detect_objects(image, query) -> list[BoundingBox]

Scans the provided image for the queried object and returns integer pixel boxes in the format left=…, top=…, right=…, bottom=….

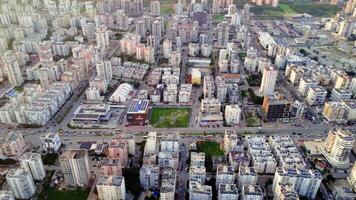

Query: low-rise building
left=126, top=99, right=149, bottom=125
left=40, top=132, right=61, bottom=153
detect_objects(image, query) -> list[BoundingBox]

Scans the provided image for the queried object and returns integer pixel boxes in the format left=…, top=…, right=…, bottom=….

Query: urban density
left=0, top=0, right=354, bottom=200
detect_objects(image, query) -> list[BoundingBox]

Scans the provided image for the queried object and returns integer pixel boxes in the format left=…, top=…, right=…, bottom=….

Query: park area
left=149, top=107, right=190, bottom=128
left=196, top=141, right=224, bottom=157
left=38, top=187, right=89, bottom=200
left=251, top=2, right=340, bottom=17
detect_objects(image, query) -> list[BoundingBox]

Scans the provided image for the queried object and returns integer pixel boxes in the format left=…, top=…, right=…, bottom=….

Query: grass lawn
left=287, top=2, right=340, bottom=17
left=149, top=107, right=190, bottom=128
left=161, top=6, right=174, bottom=14
left=251, top=2, right=340, bottom=17
left=39, top=188, right=89, bottom=200
left=212, top=14, right=225, bottom=22
left=245, top=112, right=261, bottom=127
left=279, top=4, right=295, bottom=14
left=196, top=141, right=224, bottom=157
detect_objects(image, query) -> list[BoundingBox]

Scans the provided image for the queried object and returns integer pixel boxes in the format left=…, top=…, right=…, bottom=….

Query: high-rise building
left=215, top=76, right=227, bottom=103
left=140, top=164, right=160, bottom=190
left=218, top=184, right=239, bottom=200
left=347, top=162, right=356, bottom=192
left=203, top=75, right=215, bottom=99
left=225, top=105, right=241, bottom=125
left=238, top=166, right=258, bottom=189
left=259, top=65, right=278, bottom=96
left=216, top=165, right=235, bottom=187
left=150, top=1, right=160, bottom=16
left=273, top=182, right=299, bottom=200
left=0, top=132, right=26, bottom=159
left=4, top=51, right=24, bottom=86
left=20, top=152, right=46, bottom=181
left=322, top=128, right=355, bottom=168
left=262, top=92, right=291, bottom=122
left=241, top=185, right=263, bottom=200
left=96, top=176, right=126, bottom=200
left=96, top=59, right=113, bottom=83
left=38, top=41, right=54, bottom=66
left=135, top=20, right=146, bottom=38
left=6, top=168, right=36, bottom=200
left=272, top=168, right=321, bottom=199
left=0, top=191, right=14, bottom=200
left=163, top=39, right=172, bottom=59
left=152, top=20, right=162, bottom=39
left=345, top=0, right=356, bottom=14
left=217, top=21, right=230, bottom=48
left=322, top=101, right=347, bottom=123
left=96, top=25, right=110, bottom=49
left=59, top=149, right=91, bottom=187
left=117, top=10, right=129, bottom=30
left=189, top=181, right=212, bottom=200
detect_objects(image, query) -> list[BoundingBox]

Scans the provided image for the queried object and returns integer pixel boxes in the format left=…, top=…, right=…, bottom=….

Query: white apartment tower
left=96, top=59, right=113, bottom=83
left=259, top=65, right=278, bottom=96
left=20, top=152, right=46, bottom=181
left=225, top=105, right=241, bottom=125
left=59, top=149, right=91, bottom=187
left=347, top=162, right=356, bottom=192
left=96, top=25, right=110, bottom=50
left=4, top=51, right=24, bottom=86
left=322, top=128, right=355, bottom=168
left=217, top=21, right=230, bottom=48
left=150, top=1, right=160, bottom=16
left=6, top=168, right=36, bottom=200
left=96, top=176, right=126, bottom=200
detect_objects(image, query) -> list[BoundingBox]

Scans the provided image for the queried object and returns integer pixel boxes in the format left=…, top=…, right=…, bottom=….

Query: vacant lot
left=197, top=141, right=224, bottom=156
left=149, top=107, right=190, bottom=128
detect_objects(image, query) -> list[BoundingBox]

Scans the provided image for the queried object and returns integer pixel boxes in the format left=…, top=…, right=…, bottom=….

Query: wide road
left=22, top=124, right=337, bottom=147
